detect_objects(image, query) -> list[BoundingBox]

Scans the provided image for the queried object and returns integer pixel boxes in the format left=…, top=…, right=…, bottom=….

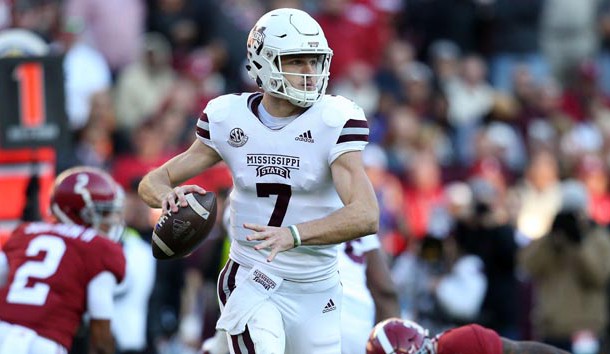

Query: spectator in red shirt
left=577, top=154, right=610, bottom=226
left=402, top=150, right=445, bottom=243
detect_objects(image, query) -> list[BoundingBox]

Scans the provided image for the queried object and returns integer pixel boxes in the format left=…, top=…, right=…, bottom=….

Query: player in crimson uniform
left=366, top=318, right=570, bottom=354
left=0, top=167, right=126, bottom=354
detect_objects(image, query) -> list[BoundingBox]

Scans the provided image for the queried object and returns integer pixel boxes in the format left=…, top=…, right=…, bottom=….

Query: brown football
left=152, top=192, right=217, bottom=260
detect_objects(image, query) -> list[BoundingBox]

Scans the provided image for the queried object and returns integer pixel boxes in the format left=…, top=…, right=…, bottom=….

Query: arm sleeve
left=360, top=234, right=381, bottom=253
left=0, top=251, right=7, bottom=287
left=87, top=271, right=118, bottom=319
left=112, top=240, right=157, bottom=350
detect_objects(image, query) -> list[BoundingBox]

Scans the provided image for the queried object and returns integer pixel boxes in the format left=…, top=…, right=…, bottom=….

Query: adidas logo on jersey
left=322, top=298, right=336, bottom=313
left=295, top=130, right=314, bottom=143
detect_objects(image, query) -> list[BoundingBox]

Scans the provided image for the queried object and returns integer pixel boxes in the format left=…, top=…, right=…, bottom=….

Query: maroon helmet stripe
left=199, top=112, right=209, bottom=123
left=336, top=134, right=369, bottom=144
left=197, top=126, right=210, bottom=139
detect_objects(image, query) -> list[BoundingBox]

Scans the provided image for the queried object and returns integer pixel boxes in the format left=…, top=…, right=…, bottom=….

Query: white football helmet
left=245, top=8, right=333, bottom=108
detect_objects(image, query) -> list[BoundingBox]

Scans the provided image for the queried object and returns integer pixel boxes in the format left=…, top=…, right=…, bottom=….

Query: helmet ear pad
left=250, top=49, right=283, bottom=92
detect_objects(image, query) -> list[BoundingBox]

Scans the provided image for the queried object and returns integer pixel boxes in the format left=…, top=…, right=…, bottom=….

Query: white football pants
left=340, top=293, right=375, bottom=354
left=217, top=259, right=342, bottom=354
left=0, top=321, right=68, bottom=354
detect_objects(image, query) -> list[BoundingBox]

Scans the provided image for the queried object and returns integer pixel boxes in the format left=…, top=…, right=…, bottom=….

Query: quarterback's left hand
left=245, top=223, right=295, bottom=262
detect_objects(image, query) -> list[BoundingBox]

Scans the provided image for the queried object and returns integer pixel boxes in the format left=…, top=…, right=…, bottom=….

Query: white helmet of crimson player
left=366, top=318, right=434, bottom=354
left=245, top=8, right=333, bottom=108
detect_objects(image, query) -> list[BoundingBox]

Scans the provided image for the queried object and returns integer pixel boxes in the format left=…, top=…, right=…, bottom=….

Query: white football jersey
left=338, top=234, right=380, bottom=304
left=196, top=93, right=369, bottom=281
left=338, top=234, right=381, bottom=354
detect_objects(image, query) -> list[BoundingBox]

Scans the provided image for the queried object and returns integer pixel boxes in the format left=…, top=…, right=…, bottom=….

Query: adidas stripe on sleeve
left=329, top=118, right=369, bottom=164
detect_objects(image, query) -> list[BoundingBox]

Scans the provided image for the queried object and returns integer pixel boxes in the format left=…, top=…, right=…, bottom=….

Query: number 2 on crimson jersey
left=256, top=183, right=292, bottom=226
left=6, top=235, right=66, bottom=305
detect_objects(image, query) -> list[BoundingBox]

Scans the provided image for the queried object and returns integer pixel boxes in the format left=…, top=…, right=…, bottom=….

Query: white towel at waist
left=216, top=265, right=284, bottom=335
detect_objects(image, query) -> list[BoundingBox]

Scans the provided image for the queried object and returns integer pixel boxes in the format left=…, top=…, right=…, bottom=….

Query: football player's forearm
left=366, top=249, right=401, bottom=321
left=89, top=321, right=115, bottom=354
left=297, top=201, right=378, bottom=245
left=138, top=168, right=174, bottom=209
left=90, top=342, right=114, bottom=354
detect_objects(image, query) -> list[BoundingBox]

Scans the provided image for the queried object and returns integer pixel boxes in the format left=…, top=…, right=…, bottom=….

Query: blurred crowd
left=5, top=0, right=610, bottom=353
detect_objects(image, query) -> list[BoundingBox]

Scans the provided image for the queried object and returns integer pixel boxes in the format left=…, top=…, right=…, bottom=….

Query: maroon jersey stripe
left=197, top=126, right=210, bottom=139
left=231, top=335, right=243, bottom=354
left=218, top=260, right=239, bottom=306
left=343, top=119, right=368, bottom=128
left=243, top=325, right=256, bottom=353
left=217, top=260, right=231, bottom=305
left=336, top=134, right=369, bottom=144
left=198, top=112, right=209, bottom=123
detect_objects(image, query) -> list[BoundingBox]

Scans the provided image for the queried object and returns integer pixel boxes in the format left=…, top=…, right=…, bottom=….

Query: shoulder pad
left=204, top=93, right=249, bottom=123
left=320, top=95, right=366, bottom=128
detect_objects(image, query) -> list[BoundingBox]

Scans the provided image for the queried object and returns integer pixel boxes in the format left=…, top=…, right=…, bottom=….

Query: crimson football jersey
left=0, top=222, right=125, bottom=350
left=436, top=324, right=503, bottom=354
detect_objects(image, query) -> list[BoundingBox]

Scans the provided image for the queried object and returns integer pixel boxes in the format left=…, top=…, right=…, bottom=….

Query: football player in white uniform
left=339, top=235, right=400, bottom=354
left=200, top=234, right=399, bottom=354
left=138, top=7, right=379, bottom=354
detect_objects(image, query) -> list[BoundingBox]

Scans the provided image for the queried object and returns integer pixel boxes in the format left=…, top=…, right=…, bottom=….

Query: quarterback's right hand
left=162, top=185, right=207, bottom=214
left=245, top=223, right=296, bottom=262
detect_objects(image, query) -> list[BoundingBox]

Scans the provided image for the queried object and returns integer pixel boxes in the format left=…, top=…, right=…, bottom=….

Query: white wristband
left=288, top=225, right=301, bottom=247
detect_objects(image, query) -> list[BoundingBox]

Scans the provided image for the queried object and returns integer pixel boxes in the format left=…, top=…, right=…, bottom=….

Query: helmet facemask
left=264, top=50, right=332, bottom=107
left=83, top=197, right=126, bottom=243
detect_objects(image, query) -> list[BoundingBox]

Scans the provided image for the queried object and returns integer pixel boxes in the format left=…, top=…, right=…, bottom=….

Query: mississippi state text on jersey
left=0, top=222, right=125, bottom=350
left=196, top=92, right=369, bottom=281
